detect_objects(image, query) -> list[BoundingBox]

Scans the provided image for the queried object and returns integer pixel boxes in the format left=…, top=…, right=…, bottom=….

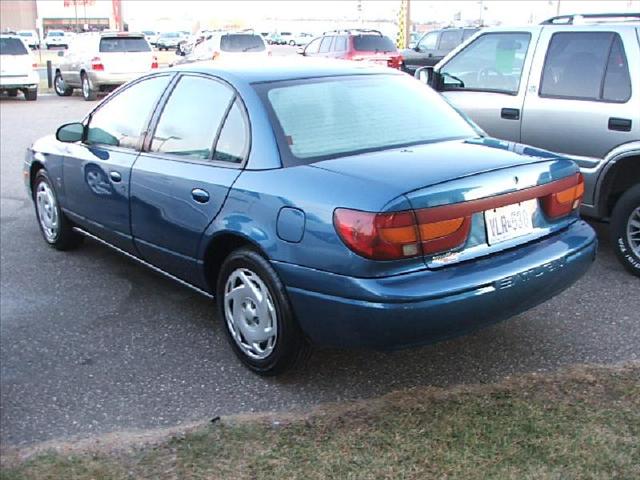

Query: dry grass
left=2, top=363, right=639, bottom=480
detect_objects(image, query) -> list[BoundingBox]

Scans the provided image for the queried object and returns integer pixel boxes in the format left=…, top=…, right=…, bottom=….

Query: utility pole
left=556, top=0, right=561, bottom=16
left=404, top=0, right=410, bottom=49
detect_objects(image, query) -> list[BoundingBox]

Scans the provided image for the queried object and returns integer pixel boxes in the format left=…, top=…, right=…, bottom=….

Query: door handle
left=191, top=188, right=210, bottom=203
left=109, top=171, right=122, bottom=182
left=501, top=108, right=520, bottom=120
left=608, top=117, right=632, bottom=132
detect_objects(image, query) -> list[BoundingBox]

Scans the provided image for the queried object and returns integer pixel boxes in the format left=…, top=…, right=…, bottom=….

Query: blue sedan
left=25, top=59, right=597, bottom=375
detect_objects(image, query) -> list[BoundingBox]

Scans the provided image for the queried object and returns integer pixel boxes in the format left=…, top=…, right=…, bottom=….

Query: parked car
left=53, top=32, right=156, bottom=101
left=174, top=32, right=268, bottom=64
left=266, top=32, right=283, bottom=45
left=419, top=13, right=640, bottom=275
left=17, top=29, right=40, bottom=49
left=401, top=27, right=478, bottom=74
left=156, top=31, right=183, bottom=50
left=0, top=35, right=38, bottom=100
left=44, top=30, right=72, bottom=49
left=290, top=32, right=314, bottom=46
left=300, top=29, right=403, bottom=69
left=279, top=32, right=294, bottom=45
left=142, top=30, right=158, bottom=45
left=25, top=59, right=596, bottom=374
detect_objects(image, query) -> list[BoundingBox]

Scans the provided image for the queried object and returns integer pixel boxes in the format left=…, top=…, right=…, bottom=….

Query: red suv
left=300, top=29, right=403, bottom=69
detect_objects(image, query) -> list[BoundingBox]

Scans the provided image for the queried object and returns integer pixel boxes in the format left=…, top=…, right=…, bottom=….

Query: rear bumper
left=86, top=71, right=145, bottom=87
left=0, top=72, right=39, bottom=89
left=274, top=220, right=597, bottom=348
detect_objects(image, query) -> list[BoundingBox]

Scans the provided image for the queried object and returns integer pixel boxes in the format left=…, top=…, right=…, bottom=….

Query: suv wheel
left=54, top=72, right=73, bottom=96
left=81, top=73, right=97, bottom=101
left=217, top=248, right=310, bottom=376
left=610, top=184, right=640, bottom=277
left=33, top=170, right=83, bottom=250
left=23, top=88, right=37, bottom=101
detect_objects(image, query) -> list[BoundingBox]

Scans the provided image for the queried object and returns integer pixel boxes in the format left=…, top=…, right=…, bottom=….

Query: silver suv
left=421, top=13, right=640, bottom=276
left=54, top=32, right=156, bottom=101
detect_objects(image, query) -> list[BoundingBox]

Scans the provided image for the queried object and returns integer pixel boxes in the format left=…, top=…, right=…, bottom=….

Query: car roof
left=167, top=57, right=401, bottom=84
left=479, top=22, right=639, bottom=34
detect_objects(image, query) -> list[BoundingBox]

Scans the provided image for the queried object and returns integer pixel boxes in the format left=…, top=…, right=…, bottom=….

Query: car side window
left=213, top=100, right=249, bottom=164
left=319, top=36, right=333, bottom=53
left=462, top=29, right=476, bottom=41
left=86, top=75, right=171, bottom=149
left=540, top=32, right=622, bottom=101
left=440, top=32, right=531, bottom=94
left=438, top=30, right=462, bottom=51
left=603, top=35, right=631, bottom=102
left=150, top=75, right=234, bottom=160
left=418, top=32, right=438, bottom=51
left=304, top=37, right=321, bottom=54
left=334, top=36, right=347, bottom=52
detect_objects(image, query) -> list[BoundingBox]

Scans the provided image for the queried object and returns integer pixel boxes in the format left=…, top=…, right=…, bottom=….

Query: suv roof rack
left=322, top=28, right=382, bottom=36
left=540, top=13, right=640, bottom=25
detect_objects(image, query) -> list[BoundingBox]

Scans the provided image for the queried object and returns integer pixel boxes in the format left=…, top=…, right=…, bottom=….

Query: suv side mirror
left=56, top=122, right=84, bottom=143
left=415, top=66, right=443, bottom=90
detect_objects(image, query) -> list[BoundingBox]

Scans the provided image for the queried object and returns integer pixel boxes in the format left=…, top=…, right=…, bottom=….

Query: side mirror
left=414, top=66, right=443, bottom=90
left=57, top=50, right=65, bottom=57
left=56, top=122, right=84, bottom=143
left=297, top=46, right=305, bottom=55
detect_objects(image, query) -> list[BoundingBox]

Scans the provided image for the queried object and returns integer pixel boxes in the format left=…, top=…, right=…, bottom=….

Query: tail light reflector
left=541, top=174, right=584, bottom=219
left=90, top=57, right=104, bottom=71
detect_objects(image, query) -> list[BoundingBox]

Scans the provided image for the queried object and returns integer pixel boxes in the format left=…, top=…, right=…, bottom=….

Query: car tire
left=610, top=184, right=640, bottom=277
left=216, top=247, right=310, bottom=376
left=33, top=170, right=83, bottom=251
left=24, top=88, right=37, bottom=101
left=54, top=72, right=73, bottom=96
left=81, top=73, right=97, bottom=101
left=289, top=40, right=295, bottom=46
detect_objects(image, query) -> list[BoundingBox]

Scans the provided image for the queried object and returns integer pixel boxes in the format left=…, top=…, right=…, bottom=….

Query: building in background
left=0, top=1, right=38, bottom=32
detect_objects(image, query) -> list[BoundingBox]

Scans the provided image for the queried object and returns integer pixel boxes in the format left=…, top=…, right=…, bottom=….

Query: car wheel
left=54, top=72, right=73, bottom=96
left=217, top=248, right=310, bottom=376
left=24, top=88, right=37, bottom=101
left=611, top=184, right=640, bottom=277
left=33, top=170, right=83, bottom=250
left=289, top=40, right=295, bottom=46
left=81, top=73, right=97, bottom=101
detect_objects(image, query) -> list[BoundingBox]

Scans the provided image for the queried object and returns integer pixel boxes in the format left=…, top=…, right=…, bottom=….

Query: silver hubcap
left=55, top=75, right=64, bottom=93
left=82, top=77, right=90, bottom=97
left=36, top=181, right=59, bottom=242
left=224, top=268, right=278, bottom=360
left=626, top=206, right=640, bottom=258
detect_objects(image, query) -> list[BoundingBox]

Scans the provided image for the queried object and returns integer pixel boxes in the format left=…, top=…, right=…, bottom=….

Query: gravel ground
left=1, top=94, right=638, bottom=448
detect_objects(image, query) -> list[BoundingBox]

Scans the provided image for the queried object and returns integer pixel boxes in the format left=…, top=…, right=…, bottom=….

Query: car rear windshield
left=0, top=37, right=28, bottom=55
left=353, top=34, right=397, bottom=52
left=99, top=37, right=150, bottom=52
left=220, top=34, right=265, bottom=52
left=259, top=74, right=478, bottom=164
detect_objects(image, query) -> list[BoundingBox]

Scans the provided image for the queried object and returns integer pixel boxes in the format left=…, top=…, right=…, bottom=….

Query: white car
left=17, top=30, right=40, bottom=49
left=45, top=30, right=72, bottom=49
left=142, top=30, right=158, bottom=45
left=0, top=35, right=39, bottom=100
left=291, top=32, right=314, bottom=46
left=54, top=32, right=156, bottom=101
left=179, top=32, right=269, bottom=63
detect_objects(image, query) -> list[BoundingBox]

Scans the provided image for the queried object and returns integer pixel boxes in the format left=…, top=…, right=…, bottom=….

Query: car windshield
left=220, top=34, right=265, bottom=52
left=99, top=37, right=150, bottom=52
left=48, top=32, right=64, bottom=37
left=0, top=37, right=28, bottom=55
left=353, top=34, right=397, bottom=52
left=260, top=74, right=478, bottom=164
left=18, top=32, right=33, bottom=37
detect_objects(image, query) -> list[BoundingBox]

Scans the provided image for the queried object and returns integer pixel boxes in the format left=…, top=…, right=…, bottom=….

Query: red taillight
left=541, top=173, right=584, bottom=219
left=90, top=57, right=104, bottom=71
left=32, top=63, right=38, bottom=68
left=334, top=209, right=419, bottom=260
left=151, top=56, right=158, bottom=69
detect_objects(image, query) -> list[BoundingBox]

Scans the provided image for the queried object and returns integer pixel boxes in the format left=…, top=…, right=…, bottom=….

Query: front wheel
left=217, top=248, right=310, bottom=376
left=611, top=185, right=640, bottom=276
left=81, top=73, right=97, bottom=101
left=33, top=170, right=83, bottom=250
left=54, top=72, right=73, bottom=96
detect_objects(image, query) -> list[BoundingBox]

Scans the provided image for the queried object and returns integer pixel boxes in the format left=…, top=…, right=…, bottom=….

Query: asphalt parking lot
left=1, top=94, right=639, bottom=449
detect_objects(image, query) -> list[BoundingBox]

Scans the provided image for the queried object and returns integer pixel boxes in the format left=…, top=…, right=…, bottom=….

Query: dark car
left=300, top=29, right=403, bottom=69
left=401, top=27, right=478, bottom=74
left=25, top=59, right=596, bottom=375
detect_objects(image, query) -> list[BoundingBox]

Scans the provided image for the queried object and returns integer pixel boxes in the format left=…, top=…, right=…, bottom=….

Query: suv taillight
left=90, top=57, right=104, bottom=71
left=151, top=56, right=158, bottom=69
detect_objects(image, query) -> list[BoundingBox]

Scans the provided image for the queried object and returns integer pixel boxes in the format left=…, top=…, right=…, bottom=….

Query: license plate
left=484, top=199, right=537, bottom=245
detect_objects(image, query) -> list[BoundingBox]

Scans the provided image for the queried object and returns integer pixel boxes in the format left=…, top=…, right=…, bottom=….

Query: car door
left=130, top=74, right=248, bottom=283
left=405, top=31, right=438, bottom=72
left=437, top=30, right=538, bottom=143
left=61, top=74, right=173, bottom=253
left=521, top=29, right=639, bottom=165
left=317, top=36, right=334, bottom=58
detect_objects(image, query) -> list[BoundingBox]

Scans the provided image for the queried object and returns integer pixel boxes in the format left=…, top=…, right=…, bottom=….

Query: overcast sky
left=124, top=0, right=640, bottom=26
